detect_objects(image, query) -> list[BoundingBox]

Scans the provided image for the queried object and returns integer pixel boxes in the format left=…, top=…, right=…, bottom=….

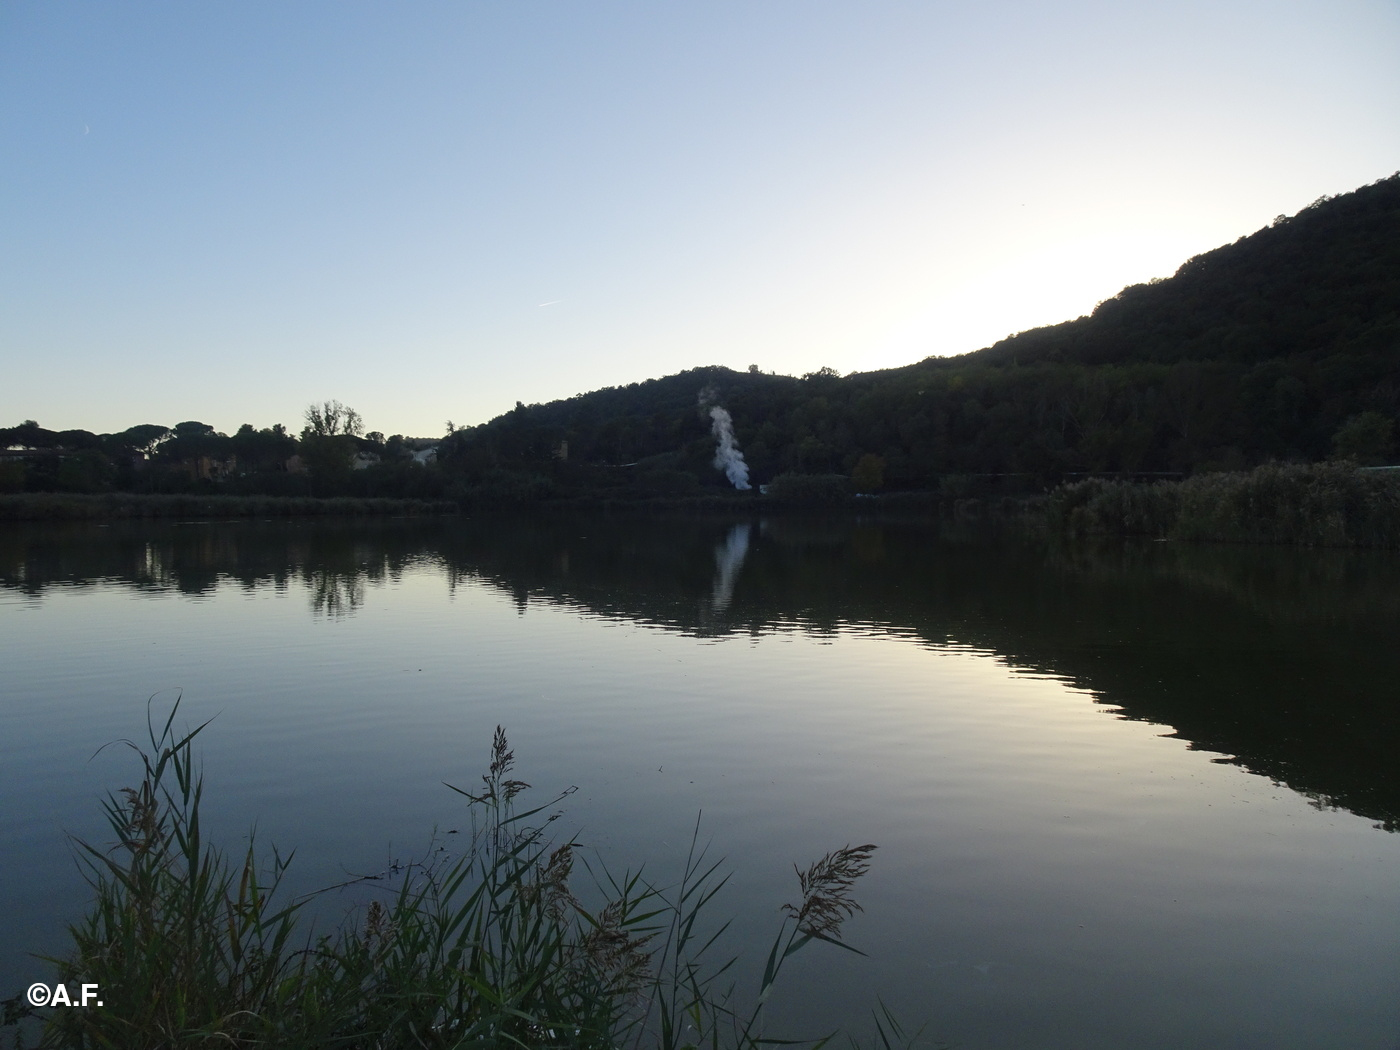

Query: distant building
left=0, top=447, right=63, bottom=462
left=185, top=455, right=237, bottom=481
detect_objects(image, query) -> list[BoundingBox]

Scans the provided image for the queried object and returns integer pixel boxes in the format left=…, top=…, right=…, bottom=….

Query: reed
left=4, top=704, right=922, bottom=1050
left=1044, top=462, right=1400, bottom=547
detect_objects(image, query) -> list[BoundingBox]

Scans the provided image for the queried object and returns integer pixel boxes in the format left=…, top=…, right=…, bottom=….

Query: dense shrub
left=1045, top=463, right=1400, bottom=547
left=764, top=473, right=851, bottom=504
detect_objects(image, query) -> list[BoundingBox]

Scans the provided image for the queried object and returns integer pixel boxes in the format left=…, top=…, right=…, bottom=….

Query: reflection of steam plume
left=711, top=523, right=752, bottom=612
left=709, top=406, right=751, bottom=490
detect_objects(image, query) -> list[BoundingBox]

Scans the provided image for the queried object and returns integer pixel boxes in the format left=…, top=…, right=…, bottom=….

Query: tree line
left=433, top=172, right=1398, bottom=500
left=0, top=403, right=444, bottom=501
left=5, top=172, right=1397, bottom=505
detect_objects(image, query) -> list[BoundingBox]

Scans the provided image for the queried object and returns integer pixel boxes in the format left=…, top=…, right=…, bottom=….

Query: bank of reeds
left=1045, top=462, right=1400, bottom=548
left=3, top=705, right=914, bottom=1050
left=0, top=493, right=457, bottom=521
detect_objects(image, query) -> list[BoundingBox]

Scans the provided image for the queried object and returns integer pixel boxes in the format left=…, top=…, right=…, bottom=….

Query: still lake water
left=2, top=513, right=1399, bottom=1048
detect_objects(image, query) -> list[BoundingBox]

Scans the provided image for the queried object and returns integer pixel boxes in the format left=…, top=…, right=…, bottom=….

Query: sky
left=3, top=2, right=1398, bottom=440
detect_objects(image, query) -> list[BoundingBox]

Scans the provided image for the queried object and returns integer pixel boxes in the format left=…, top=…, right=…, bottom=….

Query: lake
left=2, top=513, right=1399, bottom=1049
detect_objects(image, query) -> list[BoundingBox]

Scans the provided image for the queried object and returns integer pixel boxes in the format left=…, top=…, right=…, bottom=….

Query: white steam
left=708, top=406, right=751, bottom=490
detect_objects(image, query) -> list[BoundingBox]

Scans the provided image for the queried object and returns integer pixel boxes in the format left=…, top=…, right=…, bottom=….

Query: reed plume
left=784, top=843, right=878, bottom=939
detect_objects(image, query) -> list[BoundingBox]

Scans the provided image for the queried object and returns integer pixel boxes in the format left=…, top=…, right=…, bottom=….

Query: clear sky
left=3, top=2, right=1398, bottom=439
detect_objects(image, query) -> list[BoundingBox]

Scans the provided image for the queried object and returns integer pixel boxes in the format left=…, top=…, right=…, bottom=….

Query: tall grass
left=1044, top=462, right=1400, bottom=547
left=4, top=704, right=918, bottom=1050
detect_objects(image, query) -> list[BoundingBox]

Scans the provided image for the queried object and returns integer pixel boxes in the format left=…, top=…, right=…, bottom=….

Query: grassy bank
left=1045, top=462, right=1400, bottom=547
left=0, top=493, right=458, bottom=522
left=3, top=706, right=915, bottom=1050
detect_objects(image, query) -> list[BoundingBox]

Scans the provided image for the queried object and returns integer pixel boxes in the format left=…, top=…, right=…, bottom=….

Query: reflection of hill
left=436, top=515, right=1400, bottom=833
left=0, top=519, right=437, bottom=616
left=3, top=515, right=1398, bottom=830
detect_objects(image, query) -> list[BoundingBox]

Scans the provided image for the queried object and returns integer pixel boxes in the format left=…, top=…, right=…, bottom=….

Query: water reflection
left=710, top=523, right=752, bottom=613
left=0, top=520, right=419, bottom=616
left=306, top=567, right=366, bottom=618
left=4, top=514, right=1399, bottom=830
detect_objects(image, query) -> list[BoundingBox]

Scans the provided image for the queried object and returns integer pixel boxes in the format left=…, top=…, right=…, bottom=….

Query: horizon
left=4, top=2, right=1398, bottom=438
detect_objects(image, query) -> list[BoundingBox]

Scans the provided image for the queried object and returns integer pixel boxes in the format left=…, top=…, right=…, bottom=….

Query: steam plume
left=708, top=406, right=751, bottom=490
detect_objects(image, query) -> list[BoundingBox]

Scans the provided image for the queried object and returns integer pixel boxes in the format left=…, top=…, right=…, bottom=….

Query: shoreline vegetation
left=2, top=707, right=913, bottom=1050
left=0, top=493, right=458, bottom=521
left=3, top=463, right=1399, bottom=549
left=1042, top=461, right=1400, bottom=548
left=5, top=176, right=1397, bottom=535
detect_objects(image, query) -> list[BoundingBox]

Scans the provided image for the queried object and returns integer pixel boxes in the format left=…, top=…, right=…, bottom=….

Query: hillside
left=5, top=173, right=1396, bottom=505
left=975, top=172, right=1399, bottom=368
left=440, top=173, right=1398, bottom=495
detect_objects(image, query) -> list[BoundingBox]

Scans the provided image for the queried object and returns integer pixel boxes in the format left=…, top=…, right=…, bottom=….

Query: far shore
left=3, top=461, right=1398, bottom=550
left=0, top=492, right=459, bottom=521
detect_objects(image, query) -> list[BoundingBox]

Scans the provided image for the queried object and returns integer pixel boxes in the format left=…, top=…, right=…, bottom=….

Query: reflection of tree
left=0, top=524, right=191, bottom=596
left=305, top=567, right=366, bottom=618
left=5, top=514, right=1400, bottom=831
left=433, top=514, right=1400, bottom=832
left=0, top=518, right=430, bottom=607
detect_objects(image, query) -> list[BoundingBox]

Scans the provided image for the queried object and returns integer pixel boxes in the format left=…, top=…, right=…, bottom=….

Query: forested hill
left=972, top=170, right=1399, bottom=368
left=441, top=172, right=1398, bottom=494
left=5, top=174, right=1395, bottom=505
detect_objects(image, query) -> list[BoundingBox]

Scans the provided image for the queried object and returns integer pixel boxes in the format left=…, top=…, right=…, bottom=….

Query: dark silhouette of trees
left=299, top=402, right=366, bottom=493
left=432, top=173, right=1397, bottom=498
left=5, top=173, right=1397, bottom=504
left=1332, top=412, right=1394, bottom=465
left=303, top=400, right=364, bottom=439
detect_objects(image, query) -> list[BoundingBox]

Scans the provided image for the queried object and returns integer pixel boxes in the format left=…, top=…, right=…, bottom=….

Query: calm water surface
left=2, top=514, right=1399, bottom=1049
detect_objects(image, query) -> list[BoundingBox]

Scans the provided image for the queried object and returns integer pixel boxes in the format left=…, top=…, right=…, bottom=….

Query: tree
left=851, top=453, right=886, bottom=494
left=113, top=424, right=172, bottom=456
left=1332, top=411, right=1394, bottom=466
left=157, top=422, right=229, bottom=466
left=300, top=401, right=366, bottom=492
left=302, top=401, right=363, bottom=440
left=230, top=424, right=298, bottom=473
left=4, top=420, right=58, bottom=448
